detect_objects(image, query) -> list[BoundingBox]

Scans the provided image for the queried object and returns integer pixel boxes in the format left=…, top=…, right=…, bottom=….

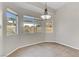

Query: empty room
left=0, top=2, right=79, bottom=57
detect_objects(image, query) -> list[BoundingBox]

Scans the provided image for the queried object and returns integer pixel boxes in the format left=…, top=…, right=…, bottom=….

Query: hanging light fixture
left=41, top=2, right=51, bottom=20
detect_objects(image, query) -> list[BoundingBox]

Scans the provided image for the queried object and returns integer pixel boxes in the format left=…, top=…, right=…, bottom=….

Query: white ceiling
left=13, top=2, right=66, bottom=15
left=19, top=2, right=66, bottom=10
left=41, top=2, right=66, bottom=10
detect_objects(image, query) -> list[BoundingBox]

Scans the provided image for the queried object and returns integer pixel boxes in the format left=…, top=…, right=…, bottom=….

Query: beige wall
left=56, top=3, right=79, bottom=49
left=3, top=2, right=79, bottom=56
left=0, top=3, right=3, bottom=56
left=45, top=13, right=56, bottom=42
left=2, top=2, right=55, bottom=56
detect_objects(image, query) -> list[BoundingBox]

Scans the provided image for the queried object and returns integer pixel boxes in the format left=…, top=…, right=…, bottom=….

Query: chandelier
left=41, top=3, right=51, bottom=20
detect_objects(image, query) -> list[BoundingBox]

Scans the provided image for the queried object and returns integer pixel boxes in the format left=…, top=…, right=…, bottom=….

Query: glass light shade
left=41, top=14, right=51, bottom=20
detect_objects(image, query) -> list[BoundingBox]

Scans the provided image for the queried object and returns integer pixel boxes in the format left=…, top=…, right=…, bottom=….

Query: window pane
left=23, top=16, right=41, bottom=33
left=5, top=9, right=17, bottom=36
left=46, top=20, right=53, bottom=33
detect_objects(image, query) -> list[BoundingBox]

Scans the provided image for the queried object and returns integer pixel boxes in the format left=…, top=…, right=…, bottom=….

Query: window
left=46, top=20, right=53, bottom=33
left=5, top=8, right=18, bottom=36
left=23, top=16, right=41, bottom=33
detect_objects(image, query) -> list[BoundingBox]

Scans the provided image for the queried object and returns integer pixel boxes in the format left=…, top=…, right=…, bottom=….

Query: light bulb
left=41, top=14, right=51, bottom=20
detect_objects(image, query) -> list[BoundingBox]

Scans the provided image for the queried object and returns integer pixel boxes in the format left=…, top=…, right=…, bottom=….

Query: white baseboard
left=5, top=41, right=79, bottom=57
left=5, top=41, right=44, bottom=57
left=55, top=41, right=79, bottom=50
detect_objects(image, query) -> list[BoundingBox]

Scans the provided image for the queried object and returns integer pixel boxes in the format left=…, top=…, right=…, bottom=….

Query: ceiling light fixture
left=41, top=2, right=51, bottom=20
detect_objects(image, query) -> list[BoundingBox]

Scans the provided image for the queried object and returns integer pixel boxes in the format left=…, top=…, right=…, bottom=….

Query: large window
left=5, top=9, right=53, bottom=35
left=5, top=8, right=18, bottom=36
left=23, top=16, right=41, bottom=33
